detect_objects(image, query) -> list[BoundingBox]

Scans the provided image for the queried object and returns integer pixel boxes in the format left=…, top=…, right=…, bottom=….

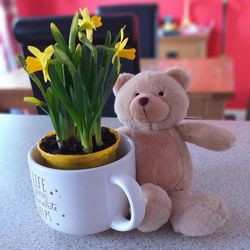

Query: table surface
left=1, top=114, right=250, bottom=250
left=140, top=57, right=234, bottom=96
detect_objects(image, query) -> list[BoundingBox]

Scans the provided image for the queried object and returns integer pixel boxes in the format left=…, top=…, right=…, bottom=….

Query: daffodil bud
left=69, top=12, right=79, bottom=54
left=24, top=97, right=46, bottom=107
left=54, top=45, right=76, bottom=75
left=50, top=23, right=70, bottom=57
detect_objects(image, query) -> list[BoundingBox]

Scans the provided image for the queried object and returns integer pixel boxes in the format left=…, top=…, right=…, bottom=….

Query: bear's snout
left=130, top=94, right=170, bottom=123
left=138, top=97, right=149, bottom=106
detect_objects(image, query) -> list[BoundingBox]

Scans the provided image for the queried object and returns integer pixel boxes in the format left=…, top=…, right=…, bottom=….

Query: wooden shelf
left=0, top=68, right=35, bottom=113
left=158, top=30, right=210, bottom=58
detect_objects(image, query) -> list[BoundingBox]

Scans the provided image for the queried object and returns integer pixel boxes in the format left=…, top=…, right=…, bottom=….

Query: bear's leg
left=137, top=183, right=172, bottom=232
left=169, top=190, right=229, bottom=236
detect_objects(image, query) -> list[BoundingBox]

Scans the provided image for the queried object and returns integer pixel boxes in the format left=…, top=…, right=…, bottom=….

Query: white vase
left=28, top=134, right=145, bottom=235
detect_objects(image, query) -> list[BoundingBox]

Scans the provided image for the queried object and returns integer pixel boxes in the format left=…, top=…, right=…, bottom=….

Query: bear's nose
left=138, top=97, right=149, bottom=106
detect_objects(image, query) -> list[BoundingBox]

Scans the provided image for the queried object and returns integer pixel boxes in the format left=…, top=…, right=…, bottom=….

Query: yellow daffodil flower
left=78, top=8, right=102, bottom=42
left=25, top=45, right=54, bottom=82
left=112, top=28, right=136, bottom=72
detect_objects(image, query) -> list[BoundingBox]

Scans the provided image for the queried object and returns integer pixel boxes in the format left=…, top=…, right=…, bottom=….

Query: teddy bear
left=113, top=67, right=235, bottom=237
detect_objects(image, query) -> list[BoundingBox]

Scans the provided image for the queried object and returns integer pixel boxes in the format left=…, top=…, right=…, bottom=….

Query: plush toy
left=113, top=68, right=235, bottom=236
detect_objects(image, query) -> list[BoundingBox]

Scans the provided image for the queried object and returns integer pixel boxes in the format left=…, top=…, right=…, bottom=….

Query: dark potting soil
left=40, top=127, right=117, bottom=155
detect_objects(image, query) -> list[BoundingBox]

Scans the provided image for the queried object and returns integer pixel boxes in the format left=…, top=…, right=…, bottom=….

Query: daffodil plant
left=17, top=8, right=136, bottom=153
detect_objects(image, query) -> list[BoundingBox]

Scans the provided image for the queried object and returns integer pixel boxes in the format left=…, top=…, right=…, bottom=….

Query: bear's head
left=113, top=67, right=191, bottom=130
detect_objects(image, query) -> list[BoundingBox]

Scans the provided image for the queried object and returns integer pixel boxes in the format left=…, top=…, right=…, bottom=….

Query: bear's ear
left=113, top=73, right=134, bottom=96
left=165, top=67, right=191, bottom=90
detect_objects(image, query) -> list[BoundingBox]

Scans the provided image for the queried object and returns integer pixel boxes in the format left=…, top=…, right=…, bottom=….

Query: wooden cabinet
left=0, top=69, right=35, bottom=113
left=158, top=31, right=210, bottom=59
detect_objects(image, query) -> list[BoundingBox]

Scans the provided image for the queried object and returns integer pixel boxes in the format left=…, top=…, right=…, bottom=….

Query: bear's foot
left=137, top=183, right=172, bottom=232
left=170, top=191, right=229, bottom=236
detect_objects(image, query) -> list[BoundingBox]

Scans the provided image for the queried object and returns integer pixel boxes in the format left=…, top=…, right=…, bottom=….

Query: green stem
left=93, top=115, right=102, bottom=147
left=62, top=114, right=75, bottom=141
left=96, top=45, right=115, bottom=53
left=79, top=130, right=93, bottom=153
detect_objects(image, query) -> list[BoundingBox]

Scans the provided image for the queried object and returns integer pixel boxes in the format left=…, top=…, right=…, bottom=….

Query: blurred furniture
left=0, top=68, right=35, bottom=113
left=221, top=0, right=229, bottom=56
left=13, top=14, right=140, bottom=117
left=141, top=57, right=235, bottom=119
left=0, top=0, right=19, bottom=71
left=1, top=114, right=250, bottom=249
left=97, top=4, right=158, bottom=58
left=158, top=0, right=211, bottom=59
left=180, top=0, right=192, bottom=29
left=246, top=101, right=250, bottom=120
left=158, top=29, right=211, bottom=58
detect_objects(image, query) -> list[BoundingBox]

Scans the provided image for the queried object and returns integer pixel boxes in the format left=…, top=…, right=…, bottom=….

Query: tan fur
left=114, top=69, right=235, bottom=236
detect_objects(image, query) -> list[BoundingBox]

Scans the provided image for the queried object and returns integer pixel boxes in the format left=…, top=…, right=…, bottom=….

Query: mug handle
left=109, top=173, right=145, bottom=231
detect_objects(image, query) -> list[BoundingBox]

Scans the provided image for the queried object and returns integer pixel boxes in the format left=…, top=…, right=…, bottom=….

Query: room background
left=6, top=0, right=250, bottom=110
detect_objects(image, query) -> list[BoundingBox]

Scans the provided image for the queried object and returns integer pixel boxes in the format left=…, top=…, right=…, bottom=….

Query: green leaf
left=48, top=64, right=79, bottom=125
left=79, top=46, right=90, bottom=83
left=102, top=63, right=118, bottom=109
left=81, top=36, right=98, bottom=63
left=101, top=31, right=112, bottom=66
left=91, top=66, right=106, bottom=107
left=73, top=72, right=91, bottom=130
left=72, top=72, right=83, bottom=112
left=29, top=73, right=47, bottom=98
left=62, top=64, right=72, bottom=91
left=45, top=87, right=61, bottom=140
left=49, top=84, right=60, bottom=118
left=55, top=62, right=63, bottom=82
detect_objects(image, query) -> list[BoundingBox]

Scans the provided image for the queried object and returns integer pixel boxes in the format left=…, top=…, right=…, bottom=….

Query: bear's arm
left=176, top=122, right=235, bottom=151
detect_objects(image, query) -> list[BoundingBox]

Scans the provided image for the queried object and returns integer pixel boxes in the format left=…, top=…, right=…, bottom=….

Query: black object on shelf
left=97, top=4, right=158, bottom=58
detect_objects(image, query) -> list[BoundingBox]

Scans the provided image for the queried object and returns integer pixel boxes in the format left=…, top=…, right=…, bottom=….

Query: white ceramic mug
left=28, top=134, right=145, bottom=235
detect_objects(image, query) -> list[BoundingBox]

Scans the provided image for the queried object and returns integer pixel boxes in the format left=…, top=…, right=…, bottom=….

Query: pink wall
left=226, top=0, right=250, bottom=109
left=16, top=0, right=223, bottom=56
left=15, top=0, right=250, bottom=109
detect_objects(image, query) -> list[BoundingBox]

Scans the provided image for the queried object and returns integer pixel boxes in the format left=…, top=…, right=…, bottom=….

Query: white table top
left=0, top=114, right=250, bottom=250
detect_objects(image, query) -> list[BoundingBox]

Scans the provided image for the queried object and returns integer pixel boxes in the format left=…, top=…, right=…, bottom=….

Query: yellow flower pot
left=37, top=128, right=121, bottom=170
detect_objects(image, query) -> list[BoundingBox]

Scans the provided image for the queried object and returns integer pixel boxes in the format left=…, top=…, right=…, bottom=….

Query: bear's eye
left=135, top=93, right=140, bottom=97
left=158, top=91, right=164, bottom=96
